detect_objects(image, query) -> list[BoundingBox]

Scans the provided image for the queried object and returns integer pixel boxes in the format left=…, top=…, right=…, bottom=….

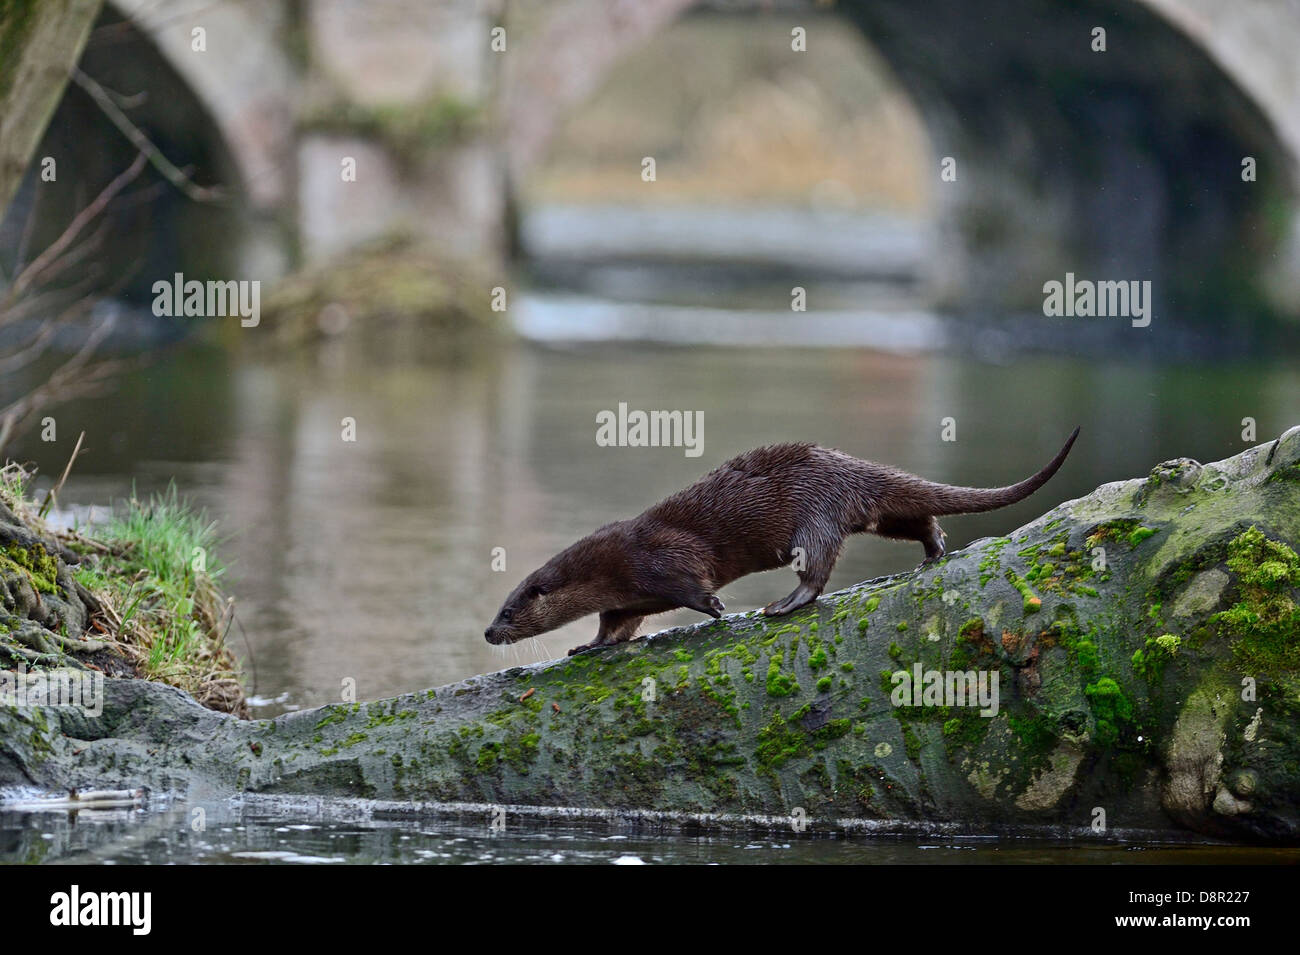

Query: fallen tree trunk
left=3, top=428, right=1299, bottom=842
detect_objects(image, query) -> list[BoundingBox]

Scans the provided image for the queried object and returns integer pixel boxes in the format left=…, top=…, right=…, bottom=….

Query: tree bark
left=0, top=0, right=102, bottom=220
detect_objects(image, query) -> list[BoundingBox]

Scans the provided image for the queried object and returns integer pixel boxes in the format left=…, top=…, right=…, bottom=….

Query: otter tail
left=892, top=427, right=1080, bottom=518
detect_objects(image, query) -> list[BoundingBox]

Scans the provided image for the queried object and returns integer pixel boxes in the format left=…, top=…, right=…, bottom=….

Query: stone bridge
left=11, top=0, right=1300, bottom=316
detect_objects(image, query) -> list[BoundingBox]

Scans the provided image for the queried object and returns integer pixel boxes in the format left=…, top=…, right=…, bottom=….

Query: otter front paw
left=763, top=583, right=819, bottom=616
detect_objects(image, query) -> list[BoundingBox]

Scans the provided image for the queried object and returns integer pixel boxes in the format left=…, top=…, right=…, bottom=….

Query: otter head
left=484, top=528, right=625, bottom=645
left=484, top=569, right=563, bottom=645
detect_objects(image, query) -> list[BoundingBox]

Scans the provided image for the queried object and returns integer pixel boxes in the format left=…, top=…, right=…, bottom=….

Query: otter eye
left=527, top=585, right=547, bottom=600
left=501, top=609, right=514, bottom=622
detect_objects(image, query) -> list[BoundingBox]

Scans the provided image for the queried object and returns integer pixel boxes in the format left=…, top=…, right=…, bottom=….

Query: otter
left=485, top=428, right=1079, bottom=655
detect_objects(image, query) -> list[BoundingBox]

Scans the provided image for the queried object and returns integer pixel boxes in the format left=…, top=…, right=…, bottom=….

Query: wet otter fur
left=485, top=428, right=1079, bottom=655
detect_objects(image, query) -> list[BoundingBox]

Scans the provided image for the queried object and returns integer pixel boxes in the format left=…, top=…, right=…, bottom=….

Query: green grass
left=2, top=470, right=244, bottom=714
left=78, top=486, right=236, bottom=694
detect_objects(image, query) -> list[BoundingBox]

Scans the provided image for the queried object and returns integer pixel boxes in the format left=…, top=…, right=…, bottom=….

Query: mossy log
left=4, top=429, right=1300, bottom=842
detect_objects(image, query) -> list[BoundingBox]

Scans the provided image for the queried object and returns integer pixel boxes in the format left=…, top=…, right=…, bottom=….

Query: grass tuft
left=1, top=468, right=245, bottom=715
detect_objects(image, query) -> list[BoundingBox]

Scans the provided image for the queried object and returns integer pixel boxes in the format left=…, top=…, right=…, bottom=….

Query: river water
left=3, top=799, right=1295, bottom=865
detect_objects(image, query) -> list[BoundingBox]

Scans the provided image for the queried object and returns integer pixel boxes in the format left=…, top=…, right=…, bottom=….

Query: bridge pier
left=295, top=0, right=505, bottom=263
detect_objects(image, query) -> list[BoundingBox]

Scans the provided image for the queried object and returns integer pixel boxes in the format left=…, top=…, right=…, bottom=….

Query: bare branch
left=0, top=151, right=147, bottom=308
left=71, top=68, right=225, bottom=204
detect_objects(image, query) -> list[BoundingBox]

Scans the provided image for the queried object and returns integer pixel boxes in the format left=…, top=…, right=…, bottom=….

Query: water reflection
left=4, top=804, right=1295, bottom=865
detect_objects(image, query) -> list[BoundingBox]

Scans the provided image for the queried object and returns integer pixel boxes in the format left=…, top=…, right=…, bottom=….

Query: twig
left=0, top=291, right=99, bottom=373
left=0, top=151, right=147, bottom=308
left=71, top=68, right=225, bottom=204
left=39, top=430, right=86, bottom=519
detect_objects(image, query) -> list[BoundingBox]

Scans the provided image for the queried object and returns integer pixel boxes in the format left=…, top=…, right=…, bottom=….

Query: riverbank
left=0, top=465, right=245, bottom=716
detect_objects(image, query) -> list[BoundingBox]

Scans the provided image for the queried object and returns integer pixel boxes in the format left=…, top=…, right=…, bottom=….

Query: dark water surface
left=4, top=803, right=1297, bottom=865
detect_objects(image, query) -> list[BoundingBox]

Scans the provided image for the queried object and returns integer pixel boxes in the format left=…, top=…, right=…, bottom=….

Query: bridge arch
left=1, top=3, right=281, bottom=306
left=506, top=0, right=1300, bottom=321
left=108, top=0, right=296, bottom=211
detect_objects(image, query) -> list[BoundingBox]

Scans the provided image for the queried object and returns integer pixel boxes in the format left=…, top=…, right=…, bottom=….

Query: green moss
left=1085, top=519, right=1133, bottom=547
left=1028, top=561, right=1056, bottom=581
left=816, top=676, right=832, bottom=693
left=0, top=542, right=58, bottom=593
left=1210, top=526, right=1300, bottom=675
left=315, top=708, right=348, bottom=731
left=1084, top=678, right=1134, bottom=747
left=901, top=723, right=923, bottom=762
left=502, top=732, right=541, bottom=773
left=765, top=656, right=799, bottom=698
left=1043, top=615, right=1093, bottom=675
left=808, top=646, right=829, bottom=671
left=1085, top=518, right=1156, bottom=550
left=1266, top=463, right=1300, bottom=484
left=1129, top=526, right=1158, bottom=547
left=1155, top=634, right=1181, bottom=653
left=1132, top=634, right=1180, bottom=683
left=942, top=713, right=991, bottom=756
left=978, top=537, right=1011, bottom=587
left=365, top=709, right=416, bottom=729
left=1007, top=712, right=1058, bottom=770
left=810, top=719, right=851, bottom=747
left=1006, top=570, right=1041, bottom=614
left=476, top=741, right=501, bottom=770
left=755, top=713, right=807, bottom=769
